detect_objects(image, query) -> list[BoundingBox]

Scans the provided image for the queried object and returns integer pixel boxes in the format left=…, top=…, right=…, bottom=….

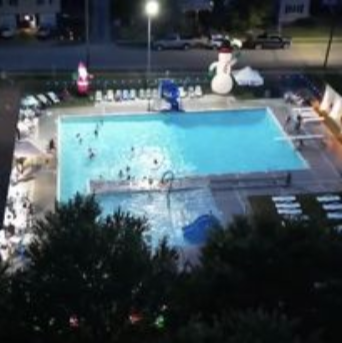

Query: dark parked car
left=36, top=26, right=56, bottom=39
left=243, top=33, right=291, bottom=49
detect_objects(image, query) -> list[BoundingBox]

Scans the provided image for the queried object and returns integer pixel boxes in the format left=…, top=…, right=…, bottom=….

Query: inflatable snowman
left=209, top=46, right=237, bottom=95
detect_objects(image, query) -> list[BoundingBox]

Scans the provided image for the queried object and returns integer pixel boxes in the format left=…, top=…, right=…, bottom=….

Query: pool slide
left=159, top=80, right=181, bottom=112
left=182, top=214, right=220, bottom=245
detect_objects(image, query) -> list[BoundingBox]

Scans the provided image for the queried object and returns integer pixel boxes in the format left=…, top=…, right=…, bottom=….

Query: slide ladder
left=161, top=170, right=175, bottom=209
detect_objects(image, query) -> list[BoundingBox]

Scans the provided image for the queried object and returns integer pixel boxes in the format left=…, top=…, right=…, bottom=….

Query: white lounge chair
left=47, top=92, right=60, bottom=104
left=95, top=90, right=103, bottom=103
left=106, top=89, right=114, bottom=102
left=323, top=203, right=342, bottom=211
left=316, top=195, right=340, bottom=203
left=115, top=89, right=122, bottom=101
left=179, top=86, right=187, bottom=98
left=275, top=203, right=301, bottom=209
left=122, top=89, right=129, bottom=101
left=277, top=208, right=302, bottom=215
left=138, top=88, right=146, bottom=100
left=152, top=88, right=159, bottom=99
left=145, top=88, right=152, bottom=100
left=188, top=86, right=195, bottom=98
left=129, top=89, right=137, bottom=100
left=37, top=94, right=50, bottom=106
left=327, top=212, right=342, bottom=220
left=194, top=85, right=203, bottom=97
left=302, top=117, right=324, bottom=124
left=272, top=196, right=296, bottom=202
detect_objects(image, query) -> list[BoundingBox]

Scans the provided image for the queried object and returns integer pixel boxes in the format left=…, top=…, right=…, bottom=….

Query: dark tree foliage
left=171, top=309, right=301, bottom=343
left=3, top=194, right=178, bottom=343
left=195, top=215, right=342, bottom=343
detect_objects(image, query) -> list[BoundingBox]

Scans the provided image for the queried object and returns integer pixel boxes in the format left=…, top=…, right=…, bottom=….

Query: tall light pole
left=323, top=1, right=340, bottom=70
left=145, top=1, right=159, bottom=87
left=85, top=0, right=90, bottom=68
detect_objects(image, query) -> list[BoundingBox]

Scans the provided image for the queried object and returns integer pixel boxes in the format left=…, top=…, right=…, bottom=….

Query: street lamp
left=323, top=1, right=340, bottom=70
left=145, top=1, right=159, bottom=89
left=85, top=0, right=90, bottom=68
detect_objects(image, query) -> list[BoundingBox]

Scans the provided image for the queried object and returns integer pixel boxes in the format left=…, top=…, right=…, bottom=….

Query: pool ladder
left=161, top=170, right=175, bottom=209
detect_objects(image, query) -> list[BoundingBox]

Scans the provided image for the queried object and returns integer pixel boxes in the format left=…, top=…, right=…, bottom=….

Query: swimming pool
left=58, top=108, right=307, bottom=245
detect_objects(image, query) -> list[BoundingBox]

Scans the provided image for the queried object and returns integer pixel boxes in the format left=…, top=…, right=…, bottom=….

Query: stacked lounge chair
left=316, top=194, right=342, bottom=220
left=272, top=195, right=306, bottom=220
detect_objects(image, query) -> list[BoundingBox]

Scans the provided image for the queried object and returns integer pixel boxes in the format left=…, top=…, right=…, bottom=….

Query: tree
left=185, top=215, right=342, bottom=343
left=7, top=194, right=178, bottom=343
left=225, top=0, right=274, bottom=31
left=172, top=309, right=301, bottom=343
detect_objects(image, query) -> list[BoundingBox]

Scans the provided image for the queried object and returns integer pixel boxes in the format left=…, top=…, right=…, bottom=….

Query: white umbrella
left=14, top=140, right=45, bottom=157
left=233, top=66, right=264, bottom=87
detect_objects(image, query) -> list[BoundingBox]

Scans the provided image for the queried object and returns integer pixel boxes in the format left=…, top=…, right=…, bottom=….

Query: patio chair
left=323, top=203, right=342, bottom=211
left=145, top=88, right=152, bottom=100
left=275, top=202, right=301, bottom=209
left=138, top=88, right=146, bottom=100
left=188, top=86, right=195, bottom=98
left=129, top=89, right=137, bottom=100
left=37, top=94, right=51, bottom=106
left=277, top=208, right=303, bottom=215
left=106, top=89, right=114, bottom=102
left=179, top=86, right=187, bottom=98
left=95, top=90, right=103, bottom=103
left=194, top=85, right=203, bottom=97
left=272, top=195, right=296, bottom=203
left=115, top=89, right=122, bottom=102
left=152, top=88, right=159, bottom=99
left=46, top=92, right=60, bottom=104
left=327, top=212, right=342, bottom=220
left=316, top=195, right=341, bottom=203
left=122, top=89, right=129, bottom=101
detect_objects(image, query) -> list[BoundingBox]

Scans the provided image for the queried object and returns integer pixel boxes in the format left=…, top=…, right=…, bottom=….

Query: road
left=0, top=41, right=341, bottom=72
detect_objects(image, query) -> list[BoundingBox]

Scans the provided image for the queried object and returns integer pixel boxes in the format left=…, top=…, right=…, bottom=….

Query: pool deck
left=27, top=94, right=342, bottom=265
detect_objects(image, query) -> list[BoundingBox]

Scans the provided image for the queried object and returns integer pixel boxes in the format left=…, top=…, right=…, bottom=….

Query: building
left=0, top=0, right=61, bottom=29
left=278, top=0, right=311, bottom=24
left=178, top=0, right=212, bottom=12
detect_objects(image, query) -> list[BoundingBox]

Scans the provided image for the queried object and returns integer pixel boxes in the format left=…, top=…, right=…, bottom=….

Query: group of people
left=75, top=121, right=103, bottom=161
left=1, top=185, right=34, bottom=263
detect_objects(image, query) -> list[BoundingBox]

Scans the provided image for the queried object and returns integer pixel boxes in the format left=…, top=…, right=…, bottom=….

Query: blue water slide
left=160, top=80, right=181, bottom=111
left=183, top=214, right=219, bottom=245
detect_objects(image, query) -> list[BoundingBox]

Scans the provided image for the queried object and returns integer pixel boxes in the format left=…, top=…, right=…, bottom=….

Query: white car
left=207, top=34, right=242, bottom=50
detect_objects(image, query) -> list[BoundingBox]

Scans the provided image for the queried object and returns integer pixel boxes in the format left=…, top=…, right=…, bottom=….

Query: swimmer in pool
left=88, top=148, right=95, bottom=160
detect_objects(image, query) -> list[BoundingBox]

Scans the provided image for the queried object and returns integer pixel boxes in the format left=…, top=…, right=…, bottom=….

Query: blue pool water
left=58, top=109, right=307, bottom=247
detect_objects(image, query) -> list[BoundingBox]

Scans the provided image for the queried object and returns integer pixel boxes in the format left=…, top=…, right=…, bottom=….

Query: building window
left=284, top=3, right=304, bottom=14
left=9, top=0, right=18, bottom=6
left=297, top=4, right=304, bottom=13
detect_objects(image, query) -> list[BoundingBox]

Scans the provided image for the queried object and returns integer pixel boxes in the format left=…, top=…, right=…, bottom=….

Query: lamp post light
left=145, top=0, right=159, bottom=107
left=85, top=0, right=90, bottom=68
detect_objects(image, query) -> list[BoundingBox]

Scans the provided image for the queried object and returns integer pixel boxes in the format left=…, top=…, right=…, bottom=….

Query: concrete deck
left=28, top=94, right=342, bottom=262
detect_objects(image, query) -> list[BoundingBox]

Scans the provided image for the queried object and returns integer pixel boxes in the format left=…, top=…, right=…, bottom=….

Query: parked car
left=207, top=34, right=242, bottom=50
left=37, top=26, right=55, bottom=39
left=0, top=27, right=16, bottom=39
left=152, top=34, right=198, bottom=51
left=243, top=32, right=291, bottom=49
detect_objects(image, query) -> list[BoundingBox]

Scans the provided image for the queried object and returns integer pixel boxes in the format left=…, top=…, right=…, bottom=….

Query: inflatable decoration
left=76, top=62, right=91, bottom=95
left=209, top=46, right=237, bottom=95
